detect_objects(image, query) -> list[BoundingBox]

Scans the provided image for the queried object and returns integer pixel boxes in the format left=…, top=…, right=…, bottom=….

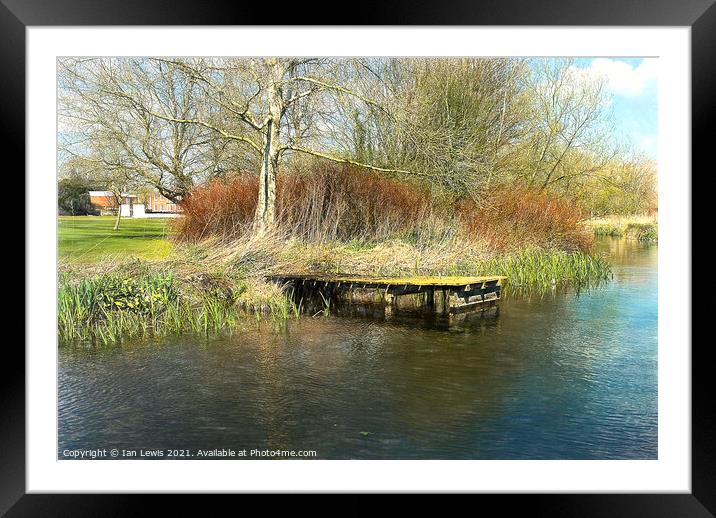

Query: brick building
left=88, top=190, right=182, bottom=217
left=143, top=191, right=181, bottom=213
left=88, top=191, right=138, bottom=216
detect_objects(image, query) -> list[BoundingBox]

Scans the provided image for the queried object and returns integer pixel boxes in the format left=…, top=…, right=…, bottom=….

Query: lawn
left=58, top=216, right=173, bottom=263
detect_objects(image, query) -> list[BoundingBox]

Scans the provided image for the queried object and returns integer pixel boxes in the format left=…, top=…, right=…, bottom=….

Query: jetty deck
left=271, top=274, right=507, bottom=315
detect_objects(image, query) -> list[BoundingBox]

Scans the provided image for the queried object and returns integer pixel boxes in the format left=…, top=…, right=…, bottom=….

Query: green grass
left=58, top=216, right=173, bottom=263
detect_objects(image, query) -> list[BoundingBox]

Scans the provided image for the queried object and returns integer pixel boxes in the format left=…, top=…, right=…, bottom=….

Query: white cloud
left=570, top=58, right=657, bottom=97
left=638, top=135, right=657, bottom=157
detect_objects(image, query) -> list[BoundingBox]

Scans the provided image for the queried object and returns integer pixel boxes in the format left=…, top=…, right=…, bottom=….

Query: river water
left=58, top=237, right=657, bottom=459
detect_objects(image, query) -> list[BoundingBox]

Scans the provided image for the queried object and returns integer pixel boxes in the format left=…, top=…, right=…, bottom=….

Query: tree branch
left=285, top=146, right=425, bottom=177
left=143, top=110, right=262, bottom=155
left=152, top=58, right=266, bottom=130
left=289, top=76, right=388, bottom=114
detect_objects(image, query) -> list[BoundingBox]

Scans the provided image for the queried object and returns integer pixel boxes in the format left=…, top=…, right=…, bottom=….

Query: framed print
left=4, top=0, right=710, bottom=513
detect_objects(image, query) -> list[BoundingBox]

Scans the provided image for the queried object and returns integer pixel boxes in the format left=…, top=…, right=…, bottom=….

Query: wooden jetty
left=270, top=274, right=507, bottom=316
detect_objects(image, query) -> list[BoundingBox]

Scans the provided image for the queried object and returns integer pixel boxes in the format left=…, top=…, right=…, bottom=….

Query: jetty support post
left=384, top=290, right=395, bottom=317
left=425, top=287, right=435, bottom=311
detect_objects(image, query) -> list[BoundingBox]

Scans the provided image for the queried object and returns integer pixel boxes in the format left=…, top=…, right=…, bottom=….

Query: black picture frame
left=5, top=0, right=707, bottom=513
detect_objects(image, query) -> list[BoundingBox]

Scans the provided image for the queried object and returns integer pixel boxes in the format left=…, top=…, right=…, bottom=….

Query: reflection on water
left=58, top=237, right=657, bottom=459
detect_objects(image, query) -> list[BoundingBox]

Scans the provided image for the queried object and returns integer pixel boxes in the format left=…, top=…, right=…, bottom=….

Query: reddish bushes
left=277, top=164, right=432, bottom=241
left=175, top=163, right=592, bottom=253
left=175, top=174, right=259, bottom=241
left=175, top=164, right=433, bottom=242
left=457, top=186, right=593, bottom=252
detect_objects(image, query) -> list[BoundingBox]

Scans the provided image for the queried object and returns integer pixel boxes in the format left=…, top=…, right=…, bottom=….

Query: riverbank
left=58, top=235, right=612, bottom=344
left=585, top=215, right=658, bottom=243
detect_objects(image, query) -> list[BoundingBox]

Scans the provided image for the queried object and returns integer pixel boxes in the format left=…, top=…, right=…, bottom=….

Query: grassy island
left=59, top=170, right=614, bottom=344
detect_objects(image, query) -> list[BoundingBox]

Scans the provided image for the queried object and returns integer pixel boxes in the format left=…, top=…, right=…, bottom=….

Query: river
left=58, top=237, right=657, bottom=459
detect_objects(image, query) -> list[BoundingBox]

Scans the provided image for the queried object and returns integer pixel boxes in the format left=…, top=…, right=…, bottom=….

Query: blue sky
left=571, top=57, right=658, bottom=159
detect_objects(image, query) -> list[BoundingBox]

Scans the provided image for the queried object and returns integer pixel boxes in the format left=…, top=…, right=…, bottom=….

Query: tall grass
left=471, top=248, right=612, bottom=290
left=58, top=271, right=300, bottom=345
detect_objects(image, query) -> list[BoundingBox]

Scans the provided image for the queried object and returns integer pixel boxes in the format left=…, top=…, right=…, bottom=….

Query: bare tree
left=326, top=58, right=533, bottom=198
left=58, top=56, right=648, bottom=231
left=126, top=57, right=425, bottom=235
left=514, top=59, right=616, bottom=193
left=61, top=149, right=137, bottom=230
left=58, top=58, right=228, bottom=203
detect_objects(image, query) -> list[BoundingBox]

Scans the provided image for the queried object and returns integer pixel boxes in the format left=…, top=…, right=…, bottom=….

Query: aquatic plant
left=625, top=223, right=658, bottom=243
left=469, top=248, right=612, bottom=293
left=317, top=291, right=331, bottom=317
left=58, top=271, right=302, bottom=346
left=586, top=216, right=657, bottom=243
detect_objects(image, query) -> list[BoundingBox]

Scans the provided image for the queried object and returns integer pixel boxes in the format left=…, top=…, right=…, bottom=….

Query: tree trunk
left=254, top=62, right=283, bottom=236
left=112, top=190, right=122, bottom=230
left=113, top=204, right=122, bottom=230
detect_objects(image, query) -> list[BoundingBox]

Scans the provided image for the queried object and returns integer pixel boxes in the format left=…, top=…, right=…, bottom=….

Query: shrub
left=277, top=163, right=434, bottom=242
left=457, top=186, right=593, bottom=252
left=58, top=177, right=99, bottom=216
left=174, top=174, right=258, bottom=241
left=174, top=164, right=593, bottom=253
left=175, top=164, right=436, bottom=243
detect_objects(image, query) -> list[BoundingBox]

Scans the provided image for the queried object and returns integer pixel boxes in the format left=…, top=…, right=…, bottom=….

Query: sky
left=571, top=57, right=658, bottom=159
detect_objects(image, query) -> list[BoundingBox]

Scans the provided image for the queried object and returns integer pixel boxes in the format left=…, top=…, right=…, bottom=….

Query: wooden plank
left=448, top=297, right=498, bottom=314
left=269, top=274, right=507, bottom=288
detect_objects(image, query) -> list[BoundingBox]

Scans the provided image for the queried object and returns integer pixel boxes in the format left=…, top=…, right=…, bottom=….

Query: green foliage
left=93, top=274, right=176, bottom=314
left=58, top=178, right=99, bottom=216
left=591, top=224, right=623, bottom=237
left=574, top=157, right=658, bottom=216
left=466, top=248, right=612, bottom=291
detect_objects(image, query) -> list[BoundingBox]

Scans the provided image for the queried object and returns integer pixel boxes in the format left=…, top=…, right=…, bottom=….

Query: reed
left=586, top=215, right=658, bottom=242
left=470, top=248, right=612, bottom=291
left=58, top=270, right=301, bottom=345
left=625, top=223, right=658, bottom=243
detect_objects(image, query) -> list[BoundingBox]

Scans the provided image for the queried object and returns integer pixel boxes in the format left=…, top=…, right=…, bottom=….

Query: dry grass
left=586, top=214, right=657, bottom=228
